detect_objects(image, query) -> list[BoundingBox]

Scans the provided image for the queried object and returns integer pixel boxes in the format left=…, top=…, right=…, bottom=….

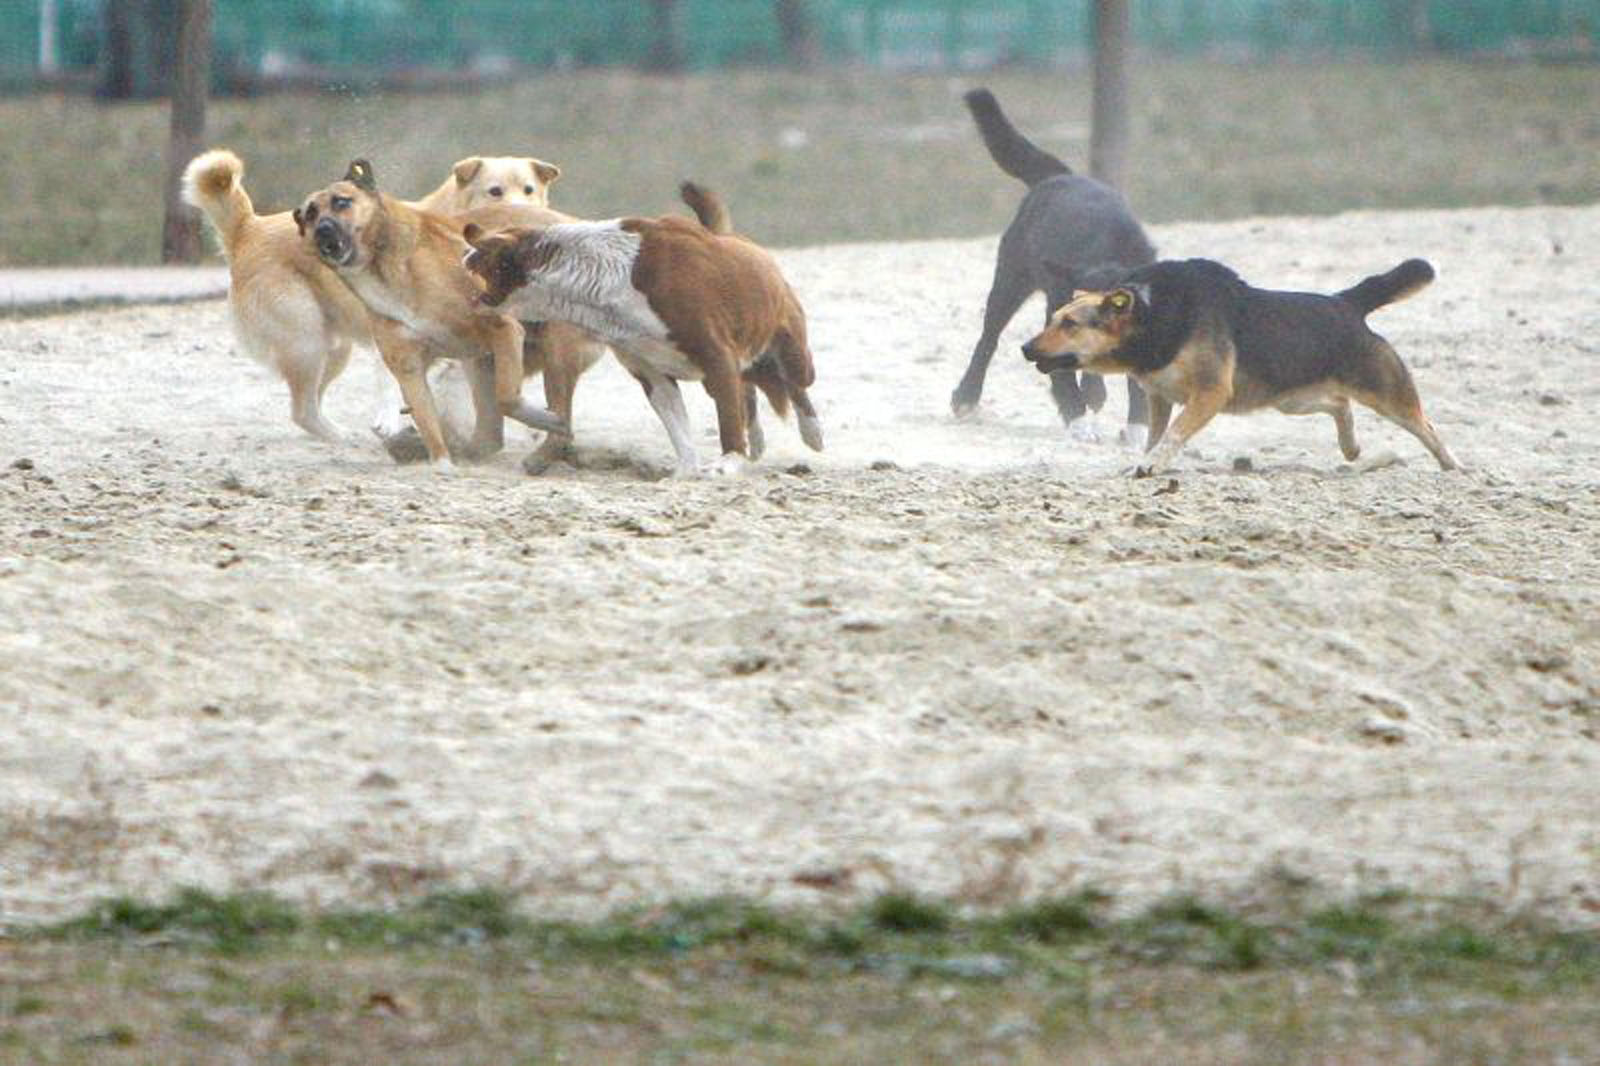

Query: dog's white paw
left=1119, top=423, right=1149, bottom=451
left=709, top=452, right=750, bottom=478
left=1065, top=418, right=1105, bottom=444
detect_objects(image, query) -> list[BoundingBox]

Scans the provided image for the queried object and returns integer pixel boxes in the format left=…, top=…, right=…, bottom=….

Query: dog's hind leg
left=744, top=381, right=766, bottom=461
left=283, top=349, right=344, bottom=443
left=952, top=259, right=1031, bottom=417
left=459, top=355, right=507, bottom=462
left=1348, top=340, right=1461, bottom=471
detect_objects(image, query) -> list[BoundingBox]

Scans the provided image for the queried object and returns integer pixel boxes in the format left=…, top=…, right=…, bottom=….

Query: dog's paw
left=1131, top=463, right=1155, bottom=479
left=376, top=425, right=432, bottom=465
left=1119, top=423, right=1149, bottom=452
left=950, top=390, right=980, bottom=420
left=709, top=452, right=750, bottom=478
left=522, top=440, right=574, bottom=476
left=798, top=414, right=825, bottom=452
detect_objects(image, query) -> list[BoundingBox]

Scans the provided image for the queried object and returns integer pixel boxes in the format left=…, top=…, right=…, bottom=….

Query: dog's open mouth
left=313, top=221, right=356, bottom=267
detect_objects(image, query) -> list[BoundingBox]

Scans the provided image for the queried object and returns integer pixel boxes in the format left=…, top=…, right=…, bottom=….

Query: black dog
left=951, top=88, right=1155, bottom=441
left=1020, top=258, right=1461, bottom=476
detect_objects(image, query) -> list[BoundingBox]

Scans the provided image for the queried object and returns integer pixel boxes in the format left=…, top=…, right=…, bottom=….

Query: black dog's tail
left=1337, top=258, right=1435, bottom=316
left=964, top=88, right=1072, bottom=186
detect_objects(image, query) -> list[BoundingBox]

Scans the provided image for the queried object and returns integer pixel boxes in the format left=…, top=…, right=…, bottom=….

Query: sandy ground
left=1, top=205, right=1597, bottom=927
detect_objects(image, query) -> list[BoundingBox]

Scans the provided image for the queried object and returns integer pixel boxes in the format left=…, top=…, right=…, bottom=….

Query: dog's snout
left=314, top=217, right=339, bottom=240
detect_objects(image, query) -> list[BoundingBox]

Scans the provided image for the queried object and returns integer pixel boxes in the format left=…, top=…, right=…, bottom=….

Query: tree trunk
left=97, top=0, right=177, bottom=100
left=776, top=0, right=821, bottom=70
left=1089, top=0, right=1131, bottom=192
left=161, top=0, right=212, bottom=263
left=646, top=0, right=685, bottom=72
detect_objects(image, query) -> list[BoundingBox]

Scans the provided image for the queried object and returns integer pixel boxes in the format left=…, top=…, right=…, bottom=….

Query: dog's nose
left=1021, top=342, right=1041, bottom=362
left=314, top=217, right=339, bottom=240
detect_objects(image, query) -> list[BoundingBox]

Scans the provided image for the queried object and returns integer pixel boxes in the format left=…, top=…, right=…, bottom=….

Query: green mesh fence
left=3, top=0, right=1597, bottom=81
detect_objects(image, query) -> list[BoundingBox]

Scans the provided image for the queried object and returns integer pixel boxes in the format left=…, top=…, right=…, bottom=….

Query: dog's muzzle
left=313, top=218, right=354, bottom=266
left=1021, top=342, right=1079, bottom=374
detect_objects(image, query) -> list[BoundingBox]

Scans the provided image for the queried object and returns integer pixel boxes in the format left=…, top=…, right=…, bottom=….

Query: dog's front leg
left=484, top=315, right=567, bottom=436
left=1136, top=386, right=1227, bottom=478
left=1145, top=394, right=1172, bottom=453
left=373, top=323, right=452, bottom=468
left=631, top=369, right=700, bottom=477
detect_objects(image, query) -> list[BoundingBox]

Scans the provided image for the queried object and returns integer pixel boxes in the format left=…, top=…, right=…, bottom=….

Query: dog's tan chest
left=343, top=271, right=457, bottom=347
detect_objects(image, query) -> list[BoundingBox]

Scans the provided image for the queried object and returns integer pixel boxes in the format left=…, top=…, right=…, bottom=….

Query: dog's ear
left=452, top=157, right=484, bottom=188
left=462, top=222, right=484, bottom=246
left=1103, top=289, right=1137, bottom=316
left=344, top=159, right=377, bottom=192
left=1126, top=283, right=1152, bottom=309
left=292, top=206, right=305, bottom=236
left=530, top=158, right=561, bottom=187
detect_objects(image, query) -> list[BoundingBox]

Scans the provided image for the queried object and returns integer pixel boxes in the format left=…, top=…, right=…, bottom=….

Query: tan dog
left=463, top=182, right=823, bottom=477
left=181, top=149, right=579, bottom=454
left=293, top=159, right=569, bottom=468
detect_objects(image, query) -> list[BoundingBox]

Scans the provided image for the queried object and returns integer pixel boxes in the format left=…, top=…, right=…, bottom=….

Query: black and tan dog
left=1021, top=257, right=1460, bottom=476
left=293, top=159, right=570, bottom=468
left=951, top=88, right=1155, bottom=443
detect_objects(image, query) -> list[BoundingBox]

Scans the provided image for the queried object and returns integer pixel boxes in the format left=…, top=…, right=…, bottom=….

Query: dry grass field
left=2, top=60, right=1599, bottom=264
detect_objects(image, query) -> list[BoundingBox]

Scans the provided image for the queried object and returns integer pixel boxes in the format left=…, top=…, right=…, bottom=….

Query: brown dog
left=462, top=182, right=823, bottom=477
left=1021, top=257, right=1460, bottom=476
left=182, top=150, right=586, bottom=456
left=293, top=159, right=570, bottom=468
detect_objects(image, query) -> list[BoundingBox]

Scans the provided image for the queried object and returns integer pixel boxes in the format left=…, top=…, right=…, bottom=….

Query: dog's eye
left=1107, top=291, right=1131, bottom=311
left=488, top=186, right=504, bottom=198
left=523, top=184, right=535, bottom=195
left=331, top=195, right=351, bottom=211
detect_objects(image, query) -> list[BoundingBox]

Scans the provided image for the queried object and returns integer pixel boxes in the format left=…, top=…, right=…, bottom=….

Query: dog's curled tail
left=1337, top=258, right=1435, bottom=316
left=964, top=88, right=1072, bottom=186
left=680, top=180, right=733, bottom=235
left=181, top=148, right=256, bottom=254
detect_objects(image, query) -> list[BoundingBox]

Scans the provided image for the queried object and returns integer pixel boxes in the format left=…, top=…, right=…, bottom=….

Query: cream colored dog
left=182, top=150, right=566, bottom=449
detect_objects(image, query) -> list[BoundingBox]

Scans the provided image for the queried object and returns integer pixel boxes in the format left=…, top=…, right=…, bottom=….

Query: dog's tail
left=1337, top=258, right=1435, bottom=316
left=680, top=180, right=733, bottom=234
left=964, top=88, right=1072, bottom=186
left=182, top=148, right=257, bottom=257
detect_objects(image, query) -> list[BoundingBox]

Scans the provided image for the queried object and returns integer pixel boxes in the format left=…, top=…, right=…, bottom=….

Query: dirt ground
left=1, top=204, right=1597, bottom=928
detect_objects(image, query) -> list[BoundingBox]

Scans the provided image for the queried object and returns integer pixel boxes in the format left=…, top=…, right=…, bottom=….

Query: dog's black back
left=1117, top=258, right=1431, bottom=394
left=953, top=88, right=1155, bottom=428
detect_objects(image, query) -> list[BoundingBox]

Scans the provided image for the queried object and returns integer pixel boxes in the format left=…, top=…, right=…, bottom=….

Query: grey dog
left=951, top=88, right=1155, bottom=441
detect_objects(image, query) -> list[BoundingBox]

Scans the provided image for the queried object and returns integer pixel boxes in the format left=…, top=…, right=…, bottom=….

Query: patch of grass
left=54, top=887, right=301, bottom=954
left=9, top=887, right=1600, bottom=1065
left=865, top=892, right=953, bottom=934
left=5, top=61, right=1600, bottom=265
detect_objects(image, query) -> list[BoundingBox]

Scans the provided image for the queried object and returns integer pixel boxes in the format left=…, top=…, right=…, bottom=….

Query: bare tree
left=1089, top=0, right=1131, bottom=191
left=161, top=0, right=212, bottom=263
left=776, top=0, right=821, bottom=70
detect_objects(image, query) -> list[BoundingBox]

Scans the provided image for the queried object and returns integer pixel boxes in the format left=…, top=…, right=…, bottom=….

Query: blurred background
left=2, top=0, right=1598, bottom=264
